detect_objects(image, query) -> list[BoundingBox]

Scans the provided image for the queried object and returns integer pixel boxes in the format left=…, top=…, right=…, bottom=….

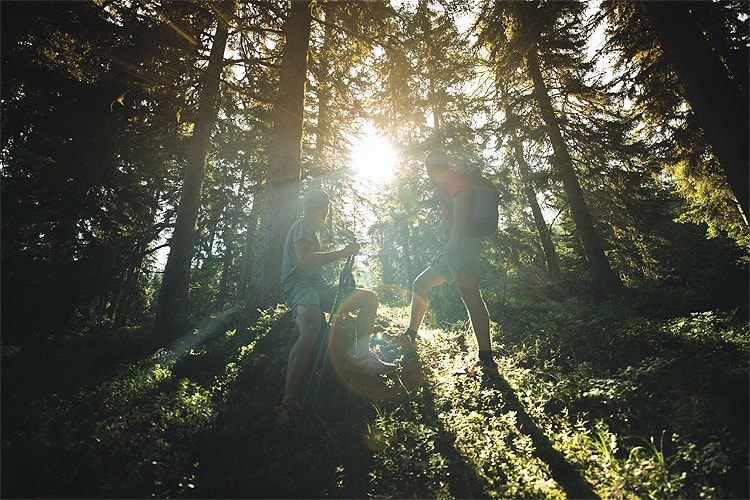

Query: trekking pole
left=300, top=253, right=356, bottom=432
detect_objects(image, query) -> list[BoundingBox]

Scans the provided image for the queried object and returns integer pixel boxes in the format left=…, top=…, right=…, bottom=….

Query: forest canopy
left=2, top=0, right=746, bottom=341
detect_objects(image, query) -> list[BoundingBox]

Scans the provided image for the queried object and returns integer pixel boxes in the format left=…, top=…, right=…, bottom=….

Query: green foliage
left=4, top=0, right=747, bottom=339
left=670, top=157, right=750, bottom=251
left=3, top=294, right=748, bottom=498
left=598, top=0, right=749, bottom=251
left=1, top=0, right=200, bottom=334
left=370, top=396, right=454, bottom=498
left=494, top=295, right=748, bottom=499
left=2, top=0, right=749, bottom=498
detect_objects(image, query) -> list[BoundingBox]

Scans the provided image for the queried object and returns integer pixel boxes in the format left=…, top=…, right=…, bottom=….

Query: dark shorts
left=433, top=237, right=483, bottom=283
left=284, top=280, right=347, bottom=317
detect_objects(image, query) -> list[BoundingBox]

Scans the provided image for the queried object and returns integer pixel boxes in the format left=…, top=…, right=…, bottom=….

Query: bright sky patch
left=350, top=133, right=399, bottom=185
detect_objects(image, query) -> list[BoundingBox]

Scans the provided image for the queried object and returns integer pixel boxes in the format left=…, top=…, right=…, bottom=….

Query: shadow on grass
left=419, top=382, right=499, bottom=498
left=184, top=313, right=432, bottom=498
left=486, top=373, right=600, bottom=499
left=184, top=311, right=499, bottom=499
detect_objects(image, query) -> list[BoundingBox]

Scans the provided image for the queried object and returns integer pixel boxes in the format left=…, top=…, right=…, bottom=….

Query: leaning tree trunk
left=525, top=46, right=623, bottom=298
left=249, top=0, right=312, bottom=311
left=639, top=1, right=749, bottom=222
left=153, top=12, right=231, bottom=347
left=511, top=132, right=562, bottom=282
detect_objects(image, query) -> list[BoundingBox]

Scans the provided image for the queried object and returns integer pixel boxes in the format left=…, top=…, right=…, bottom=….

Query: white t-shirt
left=280, top=217, right=325, bottom=293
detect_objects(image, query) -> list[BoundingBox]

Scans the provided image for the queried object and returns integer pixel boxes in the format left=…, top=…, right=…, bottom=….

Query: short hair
left=304, top=189, right=329, bottom=214
left=425, top=150, right=450, bottom=168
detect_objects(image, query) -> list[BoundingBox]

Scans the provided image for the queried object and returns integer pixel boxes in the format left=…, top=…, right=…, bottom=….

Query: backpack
left=461, top=167, right=500, bottom=238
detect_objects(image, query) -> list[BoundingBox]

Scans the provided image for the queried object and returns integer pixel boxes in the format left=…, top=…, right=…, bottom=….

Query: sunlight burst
left=350, top=134, right=399, bottom=184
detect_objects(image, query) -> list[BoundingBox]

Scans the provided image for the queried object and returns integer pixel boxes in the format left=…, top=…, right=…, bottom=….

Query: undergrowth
left=2, top=294, right=748, bottom=498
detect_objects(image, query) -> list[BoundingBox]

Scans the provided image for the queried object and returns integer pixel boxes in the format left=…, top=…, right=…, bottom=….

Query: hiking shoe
left=452, top=358, right=499, bottom=376
left=274, top=399, right=301, bottom=424
left=385, top=330, right=417, bottom=349
left=348, top=353, right=397, bottom=374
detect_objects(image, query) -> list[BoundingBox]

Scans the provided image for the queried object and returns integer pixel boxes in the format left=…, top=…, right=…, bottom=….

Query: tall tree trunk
left=236, top=190, right=261, bottom=302
left=215, top=244, right=233, bottom=310
left=310, top=2, right=334, bottom=182
left=250, top=0, right=312, bottom=310
left=511, top=133, right=562, bottom=282
left=639, top=1, right=749, bottom=221
left=153, top=12, right=231, bottom=346
left=525, top=46, right=623, bottom=298
left=113, top=245, right=147, bottom=328
left=401, top=218, right=413, bottom=285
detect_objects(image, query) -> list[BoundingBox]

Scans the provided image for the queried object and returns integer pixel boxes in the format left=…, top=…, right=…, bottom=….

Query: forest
left=1, top=0, right=748, bottom=498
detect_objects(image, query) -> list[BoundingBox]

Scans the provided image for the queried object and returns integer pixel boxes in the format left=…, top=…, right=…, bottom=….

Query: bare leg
left=408, top=265, right=447, bottom=332
left=456, top=270, right=491, bottom=352
left=339, top=288, right=378, bottom=358
left=283, top=304, right=323, bottom=404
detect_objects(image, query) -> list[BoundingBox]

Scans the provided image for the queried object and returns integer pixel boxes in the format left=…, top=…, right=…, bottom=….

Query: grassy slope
left=2, top=294, right=748, bottom=499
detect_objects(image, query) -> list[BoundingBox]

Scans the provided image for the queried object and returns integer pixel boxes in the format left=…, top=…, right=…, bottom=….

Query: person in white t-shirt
left=275, top=189, right=394, bottom=423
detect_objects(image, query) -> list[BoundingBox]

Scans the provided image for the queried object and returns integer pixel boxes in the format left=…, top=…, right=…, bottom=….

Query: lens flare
left=350, top=134, right=398, bottom=185
left=323, top=288, right=426, bottom=400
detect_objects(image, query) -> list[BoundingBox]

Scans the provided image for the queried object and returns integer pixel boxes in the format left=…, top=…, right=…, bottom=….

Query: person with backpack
left=389, top=151, right=499, bottom=376
left=275, top=189, right=395, bottom=423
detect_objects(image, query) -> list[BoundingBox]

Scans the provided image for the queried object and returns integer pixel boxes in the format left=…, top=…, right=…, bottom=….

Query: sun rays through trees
left=2, top=0, right=748, bottom=497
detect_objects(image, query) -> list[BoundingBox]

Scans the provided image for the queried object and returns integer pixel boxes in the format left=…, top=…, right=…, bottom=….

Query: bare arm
left=294, top=239, right=359, bottom=270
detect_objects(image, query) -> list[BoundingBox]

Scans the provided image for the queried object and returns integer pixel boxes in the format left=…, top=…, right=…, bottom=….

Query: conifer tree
left=154, top=3, right=233, bottom=345
left=637, top=1, right=748, bottom=221
left=509, top=124, right=562, bottom=282
left=249, top=0, right=312, bottom=309
left=477, top=1, right=623, bottom=297
left=1, top=0, right=206, bottom=333
left=598, top=0, right=749, bottom=245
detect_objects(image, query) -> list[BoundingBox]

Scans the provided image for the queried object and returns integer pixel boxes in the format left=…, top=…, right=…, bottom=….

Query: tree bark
left=511, top=133, right=562, bottom=282
left=525, top=46, right=623, bottom=297
left=153, top=11, right=231, bottom=346
left=250, top=0, right=312, bottom=310
left=310, top=2, right=334, bottom=182
left=215, top=244, right=233, bottom=310
left=401, top=218, right=414, bottom=285
left=236, top=189, right=261, bottom=301
left=639, top=1, right=749, bottom=221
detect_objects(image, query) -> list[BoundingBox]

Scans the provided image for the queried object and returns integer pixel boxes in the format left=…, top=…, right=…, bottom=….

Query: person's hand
left=344, top=242, right=361, bottom=256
